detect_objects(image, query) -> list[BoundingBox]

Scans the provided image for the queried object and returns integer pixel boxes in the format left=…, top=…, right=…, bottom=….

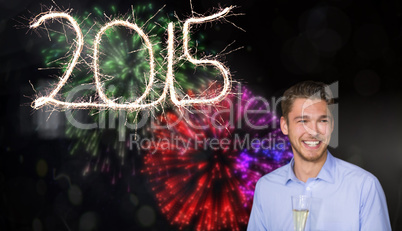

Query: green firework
left=37, top=3, right=221, bottom=180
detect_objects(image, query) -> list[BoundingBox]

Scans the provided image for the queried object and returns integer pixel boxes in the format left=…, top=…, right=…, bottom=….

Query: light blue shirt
left=247, top=152, right=391, bottom=231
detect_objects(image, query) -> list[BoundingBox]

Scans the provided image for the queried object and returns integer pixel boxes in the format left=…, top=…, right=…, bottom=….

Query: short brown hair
left=281, top=81, right=334, bottom=121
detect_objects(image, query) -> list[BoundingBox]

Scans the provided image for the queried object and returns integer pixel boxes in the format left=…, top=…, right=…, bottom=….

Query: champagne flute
left=292, top=195, right=311, bottom=231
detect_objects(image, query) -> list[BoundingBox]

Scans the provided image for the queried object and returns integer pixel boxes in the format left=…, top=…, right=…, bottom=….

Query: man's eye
left=321, top=119, right=329, bottom=123
left=298, top=120, right=307, bottom=123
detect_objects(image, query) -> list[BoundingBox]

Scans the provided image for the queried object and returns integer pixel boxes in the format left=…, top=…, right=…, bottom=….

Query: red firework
left=141, top=86, right=292, bottom=230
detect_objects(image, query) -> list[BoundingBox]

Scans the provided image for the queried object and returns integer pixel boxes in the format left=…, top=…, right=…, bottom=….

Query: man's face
left=280, top=98, right=334, bottom=162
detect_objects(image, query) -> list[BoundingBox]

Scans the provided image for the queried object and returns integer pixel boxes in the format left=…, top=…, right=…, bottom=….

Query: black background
left=1, top=0, right=402, bottom=230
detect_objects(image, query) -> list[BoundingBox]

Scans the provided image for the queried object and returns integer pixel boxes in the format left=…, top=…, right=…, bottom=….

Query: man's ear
left=280, top=116, right=289, bottom=135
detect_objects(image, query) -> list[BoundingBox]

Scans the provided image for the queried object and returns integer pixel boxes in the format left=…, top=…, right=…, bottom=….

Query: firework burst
left=142, top=84, right=293, bottom=230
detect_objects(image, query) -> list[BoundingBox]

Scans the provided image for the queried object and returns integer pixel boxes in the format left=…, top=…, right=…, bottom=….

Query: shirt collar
left=284, top=151, right=336, bottom=185
left=284, top=158, right=298, bottom=185
left=316, top=151, right=335, bottom=183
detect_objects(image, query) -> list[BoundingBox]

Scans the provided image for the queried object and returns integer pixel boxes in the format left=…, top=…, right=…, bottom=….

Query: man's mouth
left=302, top=140, right=321, bottom=148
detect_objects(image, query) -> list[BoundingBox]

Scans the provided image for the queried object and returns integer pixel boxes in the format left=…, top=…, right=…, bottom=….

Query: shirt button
left=306, top=187, right=311, bottom=191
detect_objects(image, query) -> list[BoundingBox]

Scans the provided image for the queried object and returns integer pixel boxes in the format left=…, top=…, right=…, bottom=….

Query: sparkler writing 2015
left=29, top=7, right=234, bottom=111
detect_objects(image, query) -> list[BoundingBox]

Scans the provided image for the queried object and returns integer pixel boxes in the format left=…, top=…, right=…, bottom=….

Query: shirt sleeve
left=247, top=180, right=267, bottom=231
left=359, top=175, right=391, bottom=231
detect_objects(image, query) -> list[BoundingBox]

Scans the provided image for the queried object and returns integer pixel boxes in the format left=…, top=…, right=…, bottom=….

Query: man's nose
left=306, top=122, right=320, bottom=137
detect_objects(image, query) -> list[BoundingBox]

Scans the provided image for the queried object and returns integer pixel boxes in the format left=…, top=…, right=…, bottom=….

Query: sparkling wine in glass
left=292, top=195, right=311, bottom=231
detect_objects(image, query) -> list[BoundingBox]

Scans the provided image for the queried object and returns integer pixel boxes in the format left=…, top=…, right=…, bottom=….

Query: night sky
left=1, top=0, right=402, bottom=230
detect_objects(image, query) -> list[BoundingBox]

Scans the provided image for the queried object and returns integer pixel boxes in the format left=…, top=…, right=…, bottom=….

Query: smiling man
left=247, top=81, right=391, bottom=231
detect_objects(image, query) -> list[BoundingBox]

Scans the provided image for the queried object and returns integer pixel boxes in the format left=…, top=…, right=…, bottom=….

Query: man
left=247, top=81, right=391, bottom=230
